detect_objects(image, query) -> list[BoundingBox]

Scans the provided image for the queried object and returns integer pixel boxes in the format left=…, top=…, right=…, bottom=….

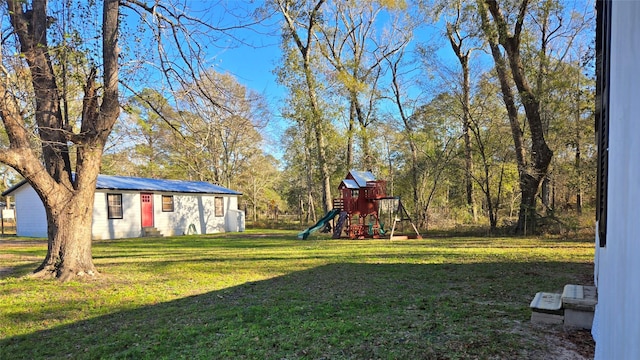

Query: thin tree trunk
left=462, top=67, right=477, bottom=222
left=351, top=92, right=372, bottom=171
left=347, top=101, right=355, bottom=169
left=252, top=178, right=258, bottom=222
left=537, top=1, right=552, bottom=214
left=386, top=49, right=420, bottom=220
left=575, top=72, right=583, bottom=215
left=542, top=176, right=551, bottom=212
left=303, top=126, right=314, bottom=223
left=446, top=23, right=477, bottom=222
left=279, top=0, right=332, bottom=214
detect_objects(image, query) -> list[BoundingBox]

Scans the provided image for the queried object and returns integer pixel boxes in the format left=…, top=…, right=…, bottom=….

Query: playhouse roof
left=348, top=170, right=377, bottom=187
left=2, top=174, right=242, bottom=196
left=340, top=179, right=360, bottom=189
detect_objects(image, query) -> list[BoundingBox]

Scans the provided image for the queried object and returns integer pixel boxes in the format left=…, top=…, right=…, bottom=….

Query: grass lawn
left=0, top=230, right=594, bottom=359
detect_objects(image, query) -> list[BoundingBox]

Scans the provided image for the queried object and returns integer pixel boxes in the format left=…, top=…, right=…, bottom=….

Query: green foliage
left=95, top=0, right=594, bottom=233
left=235, top=153, right=284, bottom=221
left=102, top=70, right=271, bottom=204
left=107, top=89, right=177, bottom=178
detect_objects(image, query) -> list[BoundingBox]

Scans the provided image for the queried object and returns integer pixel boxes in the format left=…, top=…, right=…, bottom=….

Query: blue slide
left=297, top=209, right=341, bottom=240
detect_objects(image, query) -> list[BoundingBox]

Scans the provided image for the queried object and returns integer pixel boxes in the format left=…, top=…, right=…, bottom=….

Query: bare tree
left=277, top=0, right=333, bottom=214
left=0, top=0, right=121, bottom=280
left=384, top=45, right=422, bottom=218
left=174, top=71, right=267, bottom=188
left=445, top=1, right=482, bottom=222
left=316, top=0, right=407, bottom=170
left=0, top=0, right=259, bottom=280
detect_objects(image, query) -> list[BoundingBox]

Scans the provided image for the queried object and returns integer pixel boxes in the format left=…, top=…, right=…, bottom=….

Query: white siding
left=13, top=185, right=47, bottom=237
left=91, top=192, right=142, bottom=240
left=224, top=197, right=244, bottom=232
left=10, top=183, right=241, bottom=240
left=154, top=193, right=240, bottom=236
left=226, top=209, right=245, bottom=232
left=593, top=2, right=640, bottom=358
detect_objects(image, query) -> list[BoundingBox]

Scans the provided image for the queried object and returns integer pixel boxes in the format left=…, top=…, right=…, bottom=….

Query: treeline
left=274, top=0, right=594, bottom=234
left=101, top=0, right=595, bottom=234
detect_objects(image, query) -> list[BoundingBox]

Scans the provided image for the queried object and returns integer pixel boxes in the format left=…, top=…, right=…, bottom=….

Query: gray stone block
left=530, top=292, right=563, bottom=314
left=531, top=311, right=564, bottom=325
left=564, top=308, right=594, bottom=330
left=562, top=284, right=597, bottom=311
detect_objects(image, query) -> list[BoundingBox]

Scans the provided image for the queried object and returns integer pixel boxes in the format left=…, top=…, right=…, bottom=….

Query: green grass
left=0, top=230, right=594, bottom=359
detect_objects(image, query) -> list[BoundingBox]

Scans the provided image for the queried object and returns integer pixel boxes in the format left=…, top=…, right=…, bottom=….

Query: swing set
left=329, top=171, right=422, bottom=240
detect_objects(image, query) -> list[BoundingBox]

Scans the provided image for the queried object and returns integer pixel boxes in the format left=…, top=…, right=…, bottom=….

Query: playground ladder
left=332, top=211, right=348, bottom=238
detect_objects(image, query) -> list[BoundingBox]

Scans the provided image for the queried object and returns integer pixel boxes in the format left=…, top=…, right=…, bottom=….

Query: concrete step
left=530, top=292, right=564, bottom=325
left=529, top=284, right=598, bottom=329
left=562, top=284, right=597, bottom=330
left=142, top=227, right=163, bottom=237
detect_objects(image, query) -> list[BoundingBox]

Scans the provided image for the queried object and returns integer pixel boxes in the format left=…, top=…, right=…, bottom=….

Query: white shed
left=592, top=1, right=640, bottom=358
left=2, top=174, right=245, bottom=239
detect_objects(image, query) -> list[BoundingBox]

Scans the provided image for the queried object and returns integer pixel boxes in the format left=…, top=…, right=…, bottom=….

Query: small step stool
left=562, top=284, right=597, bottom=330
left=530, top=292, right=564, bottom=325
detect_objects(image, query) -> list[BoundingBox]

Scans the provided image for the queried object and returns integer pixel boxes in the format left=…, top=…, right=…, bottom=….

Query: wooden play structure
left=296, top=170, right=421, bottom=240
left=297, top=171, right=422, bottom=240
left=332, top=171, right=421, bottom=239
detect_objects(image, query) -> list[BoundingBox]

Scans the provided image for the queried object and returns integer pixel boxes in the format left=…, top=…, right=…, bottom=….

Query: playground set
left=298, top=171, right=422, bottom=240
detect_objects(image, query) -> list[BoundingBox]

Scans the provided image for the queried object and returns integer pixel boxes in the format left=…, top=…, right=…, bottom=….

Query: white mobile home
left=592, top=1, right=640, bottom=358
left=2, top=175, right=244, bottom=239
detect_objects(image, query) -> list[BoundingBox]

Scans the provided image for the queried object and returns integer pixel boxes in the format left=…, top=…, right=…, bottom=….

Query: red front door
left=141, top=193, right=154, bottom=227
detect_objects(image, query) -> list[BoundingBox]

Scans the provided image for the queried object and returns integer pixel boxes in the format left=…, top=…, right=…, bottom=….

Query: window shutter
left=595, top=0, right=611, bottom=247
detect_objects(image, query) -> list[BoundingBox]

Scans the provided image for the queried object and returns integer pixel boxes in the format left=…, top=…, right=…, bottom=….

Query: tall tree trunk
left=462, top=67, right=476, bottom=222
left=360, top=128, right=372, bottom=171
left=303, top=124, right=315, bottom=223
left=0, top=0, right=120, bottom=280
left=478, top=1, right=527, bottom=228
left=486, top=165, right=504, bottom=231
left=35, top=179, right=98, bottom=281
left=575, top=71, right=583, bottom=215
left=351, top=92, right=372, bottom=171
left=481, top=0, right=554, bottom=234
left=537, top=1, right=552, bottom=214
left=312, top=114, right=332, bottom=214
left=386, top=49, right=420, bottom=222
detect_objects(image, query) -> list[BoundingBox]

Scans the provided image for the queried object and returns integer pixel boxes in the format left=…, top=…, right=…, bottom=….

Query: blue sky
left=211, top=25, right=285, bottom=104
left=202, top=4, right=476, bottom=160
left=212, top=38, right=288, bottom=154
left=175, top=0, right=594, bottom=160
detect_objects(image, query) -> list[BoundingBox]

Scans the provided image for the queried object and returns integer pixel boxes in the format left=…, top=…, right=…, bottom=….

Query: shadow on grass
left=1, top=261, right=592, bottom=360
left=0, top=261, right=41, bottom=279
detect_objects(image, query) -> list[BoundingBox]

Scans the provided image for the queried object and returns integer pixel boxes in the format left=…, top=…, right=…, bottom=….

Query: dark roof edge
left=96, top=187, right=243, bottom=196
left=1, top=179, right=28, bottom=197
left=2, top=177, right=243, bottom=196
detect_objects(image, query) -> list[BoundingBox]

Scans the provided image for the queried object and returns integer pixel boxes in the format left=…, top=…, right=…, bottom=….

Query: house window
left=595, top=0, right=611, bottom=247
left=162, top=195, right=174, bottom=212
left=215, top=197, right=224, bottom=217
left=351, top=189, right=359, bottom=198
left=107, top=194, right=123, bottom=219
